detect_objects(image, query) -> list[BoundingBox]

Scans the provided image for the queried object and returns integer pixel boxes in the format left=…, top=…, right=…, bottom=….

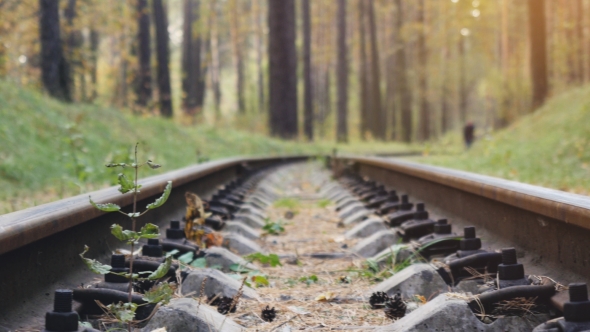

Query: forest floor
left=419, top=85, right=590, bottom=195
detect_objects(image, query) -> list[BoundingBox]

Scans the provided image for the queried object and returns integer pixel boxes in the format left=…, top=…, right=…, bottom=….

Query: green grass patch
left=420, top=85, right=590, bottom=194
left=0, top=81, right=417, bottom=214
left=316, top=198, right=331, bottom=208
left=273, top=197, right=301, bottom=210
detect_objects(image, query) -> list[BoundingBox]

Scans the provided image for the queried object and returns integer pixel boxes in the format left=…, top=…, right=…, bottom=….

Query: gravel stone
left=351, top=230, right=398, bottom=257
left=345, top=217, right=387, bottom=238
left=182, top=268, right=259, bottom=300
left=369, top=263, right=448, bottom=300
left=222, top=232, right=264, bottom=255
left=224, top=221, right=261, bottom=240
left=204, top=246, right=259, bottom=272
left=142, top=298, right=244, bottom=332
left=374, top=293, right=549, bottom=331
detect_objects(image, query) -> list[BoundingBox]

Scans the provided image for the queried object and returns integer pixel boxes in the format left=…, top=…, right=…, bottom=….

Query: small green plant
left=299, top=274, right=319, bottom=286
left=244, top=252, right=282, bottom=267
left=316, top=198, right=331, bottom=208
left=262, top=219, right=285, bottom=235
left=81, top=143, right=173, bottom=331
left=226, top=264, right=270, bottom=288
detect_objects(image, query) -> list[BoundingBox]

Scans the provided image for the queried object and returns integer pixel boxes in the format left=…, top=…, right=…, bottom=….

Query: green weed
left=82, top=144, right=173, bottom=330
left=273, top=197, right=301, bottom=210
left=316, top=198, right=331, bottom=208
left=262, top=219, right=286, bottom=235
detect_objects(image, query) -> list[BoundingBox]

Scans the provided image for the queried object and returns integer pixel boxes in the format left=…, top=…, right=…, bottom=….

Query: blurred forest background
left=1, top=0, right=582, bottom=140
left=1, top=0, right=590, bottom=212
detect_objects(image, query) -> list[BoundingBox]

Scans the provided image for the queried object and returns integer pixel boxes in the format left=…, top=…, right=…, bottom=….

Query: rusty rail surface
left=333, top=155, right=590, bottom=283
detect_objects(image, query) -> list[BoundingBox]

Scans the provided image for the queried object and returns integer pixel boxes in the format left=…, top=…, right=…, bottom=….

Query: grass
left=273, top=197, right=301, bottom=210
left=419, top=85, right=590, bottom=194
left=0, top=81, right=414, bottom=213
left=4, top=79, right=589, bottom=214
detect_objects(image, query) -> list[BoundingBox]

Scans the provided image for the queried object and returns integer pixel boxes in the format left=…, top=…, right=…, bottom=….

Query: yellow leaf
left=315, top=291, right=336, bottom=302
left=415, top=295, right=427, bottom=304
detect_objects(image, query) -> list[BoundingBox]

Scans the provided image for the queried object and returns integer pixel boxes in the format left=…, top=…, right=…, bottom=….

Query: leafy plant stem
left=127, top=143, right=139, bottom=332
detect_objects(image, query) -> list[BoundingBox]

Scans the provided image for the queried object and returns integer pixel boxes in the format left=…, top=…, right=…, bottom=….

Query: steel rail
left=333, top=155, right=590, bottom=282
left=0, top=156, right=304, bottom=256
left=0, top=155, right=307, bottom=328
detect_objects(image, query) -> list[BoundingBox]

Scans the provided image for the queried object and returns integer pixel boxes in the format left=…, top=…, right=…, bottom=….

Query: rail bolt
left=104, top=254, right=129, bottom=283
left=44, top=289, right=78, bottom=332
left=434, top=219, right=452, bottom=235
left=459, top=226, right=481, bottom=251
left=166, top=220, right=185, bottom=239
left=564, top=283, right=590, bottom=322
left=413, top=203, right=428, bottom=220
left=497, top=247, right=525, bottom=280
left=142, top=238, right=164, bottom=257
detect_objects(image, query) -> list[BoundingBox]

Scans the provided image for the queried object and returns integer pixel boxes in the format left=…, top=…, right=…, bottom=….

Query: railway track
left=1, top=155, right=589, bottom=331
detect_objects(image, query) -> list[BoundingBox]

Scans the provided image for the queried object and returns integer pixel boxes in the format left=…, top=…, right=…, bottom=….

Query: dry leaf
left=415, top=295, right=427, bottom=304
left=150, top=328, right=167, bottom=332
left=205, top=232, right=224, bottom=247
left=315, top=291, right=337, bottom=302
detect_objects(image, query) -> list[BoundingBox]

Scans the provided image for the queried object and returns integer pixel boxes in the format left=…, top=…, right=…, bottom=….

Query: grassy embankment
left=420, top=85, right=590, bottom=194
left=0, top=81, right=412, bottom=213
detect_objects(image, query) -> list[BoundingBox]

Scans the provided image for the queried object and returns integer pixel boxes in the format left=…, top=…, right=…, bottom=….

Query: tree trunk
left=229, top=0, right=245, bottom=114
left=268, top=0, right=298, bottom=138
left=440, top=0, right=450, bottom=134
left=209, top=0, right=222, bottom=119
left=153, top=0, right=173, bottom=117
left=252, top=0, right=265, bottom=111
left=528, top=0, right=548, bottom=110
left=417, top=0, right=429, bottom=141
left=367, top=0, right=385, bottom=140
left=39, top=0, right=70, bottom=101
left=302, top=0, right=313, bottom=140
left=394, top=0, right=412, bottom=142
left=336, top=0, right=348, bottom=143
left=576, top=0, right=584, bottom=83
left=136, top=0, right=152, bottom=107
left=458, top=37, right=467, bottom=123
left=358, top=0, right=369, bottom=139
left=89, top=30, right=99, bottom=101
left=64, top=0, right=79, bottom=101
left=182, top=0, right=203, bottom=119
left=386, top=2, right=398, bottom=140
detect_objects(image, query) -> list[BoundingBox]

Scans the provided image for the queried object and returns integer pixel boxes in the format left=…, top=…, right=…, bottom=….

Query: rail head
left=336, top=155, right=590, bottom=231
left=0, top=155, right=308, bottom=256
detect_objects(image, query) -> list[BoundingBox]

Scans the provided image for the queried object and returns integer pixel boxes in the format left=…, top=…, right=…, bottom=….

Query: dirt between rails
left=217, top=166, right=400, bottom=331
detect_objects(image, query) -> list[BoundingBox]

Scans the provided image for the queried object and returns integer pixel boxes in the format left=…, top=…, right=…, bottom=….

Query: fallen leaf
left=415, top=295, right=427, bottom=304
left=205, top=232, right=224, bottom=247
left=150, top=328, right=167, bottom=332
left=315, top=291, right=337, bottom=302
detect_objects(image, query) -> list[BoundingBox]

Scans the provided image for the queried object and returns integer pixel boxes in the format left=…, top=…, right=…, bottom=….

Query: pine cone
left=384, top=293, right=406, bottom=319
left=369, top=291, right=390, bottom=309
left=261, top=305, right=277, bottom=322
left=217, top=297, right=237, bottom=315
left=208, top=295, right=232, bottom=307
